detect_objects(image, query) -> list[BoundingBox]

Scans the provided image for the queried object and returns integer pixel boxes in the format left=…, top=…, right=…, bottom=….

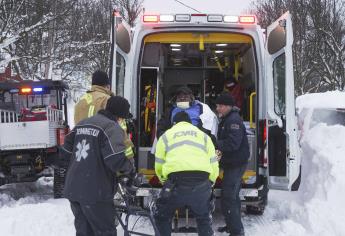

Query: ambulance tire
left=53, top=167, right=66, bottom=199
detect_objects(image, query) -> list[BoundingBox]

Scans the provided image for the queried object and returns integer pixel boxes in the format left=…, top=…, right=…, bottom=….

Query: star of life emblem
left=75, top=139, right=90, bottom=162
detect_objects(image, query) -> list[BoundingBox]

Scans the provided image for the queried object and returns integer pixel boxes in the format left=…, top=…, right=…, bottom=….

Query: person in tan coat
left=74, top=70, right=134, bottom=159
left=74, top=70, right=112, bottom=124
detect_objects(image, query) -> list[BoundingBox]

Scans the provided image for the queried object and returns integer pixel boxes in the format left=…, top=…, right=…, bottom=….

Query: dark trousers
left=154, top=179, right=213, bottom=236
left=70, top=201, right=116, bottom=236
left=221, top=164, right=247, bottom=235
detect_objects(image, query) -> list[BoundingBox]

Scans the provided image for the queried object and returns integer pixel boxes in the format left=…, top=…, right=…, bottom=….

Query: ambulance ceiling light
left=170, top=44, right=181, bottom=47
left=171, top=48, right=181, bottom=51
left=160, top=15, right=174, bottom=22
left=215, top=50, right=224, bottom=54
left=216, top=43, right=228, bottom=47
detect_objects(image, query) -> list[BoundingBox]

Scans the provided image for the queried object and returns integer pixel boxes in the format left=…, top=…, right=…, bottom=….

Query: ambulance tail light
left=239, top=15, right=256, bottom=24
left=57, top=127, right=69, bottom=146
left=143, top=15, right=159, bottom=23
left=259, top=119, right=268, bottom=167
left=149, top=175, right=162, bottom=187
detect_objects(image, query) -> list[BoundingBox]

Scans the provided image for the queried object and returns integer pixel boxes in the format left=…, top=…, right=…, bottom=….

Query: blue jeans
left=154, top=179, right=213, bottom=236
left=221, top=165, right=247, bottom=235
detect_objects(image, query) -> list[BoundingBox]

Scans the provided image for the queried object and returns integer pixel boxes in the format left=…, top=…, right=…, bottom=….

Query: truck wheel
left=53, top=167, right=66, bottom=199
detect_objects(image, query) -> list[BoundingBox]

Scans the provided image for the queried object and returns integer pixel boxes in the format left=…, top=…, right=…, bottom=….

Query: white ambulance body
left=111, top=11, right=301, bottom=214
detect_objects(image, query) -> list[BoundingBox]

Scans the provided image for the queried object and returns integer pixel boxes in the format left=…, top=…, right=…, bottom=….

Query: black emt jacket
left=217, top=108, right=250, bottom=168
left=61, top=110, right=134, bottom=204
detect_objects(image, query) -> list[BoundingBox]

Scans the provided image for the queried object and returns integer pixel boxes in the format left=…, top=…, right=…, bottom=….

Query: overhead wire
left=173, top=0, right=202, bottom=13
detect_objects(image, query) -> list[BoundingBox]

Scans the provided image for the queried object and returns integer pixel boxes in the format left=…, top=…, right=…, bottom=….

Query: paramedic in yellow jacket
left=74, top=70, right=134, bottom=159
left=154, top=111, right=219, bottom=236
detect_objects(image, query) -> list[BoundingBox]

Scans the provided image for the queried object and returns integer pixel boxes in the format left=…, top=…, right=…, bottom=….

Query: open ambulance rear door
left=110, top=10, right=131, bottom=96
left=265, top=12, right=301, bottom=191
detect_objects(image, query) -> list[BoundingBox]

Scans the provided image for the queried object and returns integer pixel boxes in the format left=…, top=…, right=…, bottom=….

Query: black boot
left=217, top=226, right=229, bottom=233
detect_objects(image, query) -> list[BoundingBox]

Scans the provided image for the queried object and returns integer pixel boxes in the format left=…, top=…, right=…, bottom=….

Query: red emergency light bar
left=239, top=16, right=256, bottom=24
left=143, top=15, right=159, bottom=23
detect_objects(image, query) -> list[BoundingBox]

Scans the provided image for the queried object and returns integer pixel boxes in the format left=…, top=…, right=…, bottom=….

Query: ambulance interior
left=138, top=32, right=258, bottom=187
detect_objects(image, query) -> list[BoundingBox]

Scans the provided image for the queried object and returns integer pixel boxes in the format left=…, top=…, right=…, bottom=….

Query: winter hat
left=92, top=70, right=110, bottom=86
left=172, top=111, right=192, bottom=124
left=175, top=86, right=193, bottom=96
left=215, top=93, right=235, bottom=106
left=105, top=96, right=130, bottom=118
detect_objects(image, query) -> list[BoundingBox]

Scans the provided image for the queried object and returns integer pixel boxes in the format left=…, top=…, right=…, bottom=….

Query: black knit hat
left=92, top=70, right=110, bottom=86
left=105, top=96, right=130, bottom=118
left=215, top=93, right=235, bottom=106
left=172, top=111, right=191, bottom=124
left=175, top=86, right=193, bottom=96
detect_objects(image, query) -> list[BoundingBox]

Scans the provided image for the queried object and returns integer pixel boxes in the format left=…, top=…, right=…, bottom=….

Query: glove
left=132, top=173, right=144, bottom=187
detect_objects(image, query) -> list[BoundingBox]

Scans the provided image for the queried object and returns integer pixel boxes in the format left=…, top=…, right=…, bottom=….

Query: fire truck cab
left=111, top=11, right=301, bottom=215
left=0, top=80, right=69, bottom=197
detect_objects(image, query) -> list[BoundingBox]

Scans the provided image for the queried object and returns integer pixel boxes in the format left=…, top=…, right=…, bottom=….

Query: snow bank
left=264, top=91, right=345, bottom=236
left=247, top=91, right=345, bottom=236
left=0, top=178, right=75, bottom=236
left=0, top=199, right=75, bottom=236
left=299, top=123, right=345, bottom=235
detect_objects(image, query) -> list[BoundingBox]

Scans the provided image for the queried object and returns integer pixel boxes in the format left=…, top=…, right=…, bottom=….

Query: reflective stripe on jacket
left=155, top=121, right=219, bottom=183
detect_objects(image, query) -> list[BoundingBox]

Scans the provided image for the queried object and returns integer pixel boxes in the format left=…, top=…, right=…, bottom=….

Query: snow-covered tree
left=250, top=0, right=345, bottom=94
left=112, top=0, right=144, bottom=27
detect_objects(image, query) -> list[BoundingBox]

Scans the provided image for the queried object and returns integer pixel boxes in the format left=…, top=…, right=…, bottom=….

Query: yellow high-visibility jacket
left=155, top=121, right=219, bottom=183
left=74, top=85, right=134, bottom=158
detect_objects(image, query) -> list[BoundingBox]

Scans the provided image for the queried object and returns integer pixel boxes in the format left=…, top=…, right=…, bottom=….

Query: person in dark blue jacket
left=215, top=93, right=249, bottom=236
left=61, top=96, right=135, bottom=236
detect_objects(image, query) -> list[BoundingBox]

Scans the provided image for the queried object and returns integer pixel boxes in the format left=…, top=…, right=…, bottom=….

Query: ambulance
left=110, top=11, right=301, bottom=215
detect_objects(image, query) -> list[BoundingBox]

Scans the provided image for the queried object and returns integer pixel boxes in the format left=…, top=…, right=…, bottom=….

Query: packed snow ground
left=1, top=91, right=345, bottom=236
